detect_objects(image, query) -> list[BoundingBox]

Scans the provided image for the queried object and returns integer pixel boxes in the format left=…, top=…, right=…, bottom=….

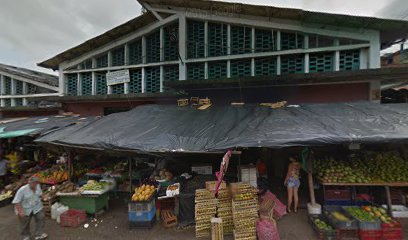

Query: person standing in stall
left=284, top=155, right=301, bottom=213
left=0, top=154, right=8, bottom=187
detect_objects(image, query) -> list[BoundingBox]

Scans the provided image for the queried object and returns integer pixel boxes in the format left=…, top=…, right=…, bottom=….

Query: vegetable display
left=131, top=184, right=156, bottom=202
left=313, top=218, right=334, bottom=231
left=315, top=152, right=408, bottom=183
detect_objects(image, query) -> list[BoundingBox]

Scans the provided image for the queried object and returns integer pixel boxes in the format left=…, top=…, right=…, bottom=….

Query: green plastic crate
left=164, top=22, right=179, bottom=61
left=187, top=63, right=205, bottom=80
left=230, top=25, right=252, bottom=55
left=187, top=20, right=205, bottom=59
left=146, top=31, right=161, bottom=63
left=208, top=61, right=227, bottom=79
left=59, top=193, right=109, bottom=215
left=81, top=72, right=92, bottom=96
left=230, top=59, right=251, bottom=77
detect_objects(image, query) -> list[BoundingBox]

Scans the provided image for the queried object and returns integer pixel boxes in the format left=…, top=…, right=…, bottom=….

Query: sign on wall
left=106, top=69, right=130, bottom=86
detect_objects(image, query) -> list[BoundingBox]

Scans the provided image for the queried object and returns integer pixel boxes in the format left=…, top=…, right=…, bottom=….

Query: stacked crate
left=195, top=189, right=217, bottom=238
left=195, top=188, right=233, bottom=238
left=231, top=183, right=258, bottom=240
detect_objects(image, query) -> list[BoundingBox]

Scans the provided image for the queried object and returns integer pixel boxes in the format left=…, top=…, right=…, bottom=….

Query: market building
left=38, top=0, right=408, bottom=116
left=0, top=63, right=60, bottom=117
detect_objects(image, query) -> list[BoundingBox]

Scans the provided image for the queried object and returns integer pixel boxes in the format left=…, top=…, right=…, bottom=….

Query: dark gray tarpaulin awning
left=0, top=115, right=96, bottom=139
left=35, top=103, right=408, bottom=152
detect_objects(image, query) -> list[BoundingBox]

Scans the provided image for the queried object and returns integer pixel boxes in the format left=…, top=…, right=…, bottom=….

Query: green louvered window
left=15, top=99, right=23, bottom=106
left=163, top=65, right=179, bottom=92
left=164, top=22, right=179, bottom=61
left=129, top=40, right=143, bottom=65
left=111, top=47, right=125, bottom=67
left=81, top=73, right=93, bottom=95
left=27, top=83, right=37, bottom=94
left=66, top=74, right=78, bottom=96
left=340, top=50, right=360, bottom=71
left=4, top=77, right=11, bottom=95
left=255, top=29, right=277, bottom=53
left=145, top=67, right=160, bottom=93
left=129, top=69, right=142, bottom=93
left=281, top=32, right=304, bottom=50
left=281, top=54, right=304, bottom=74
left=187, top=20, right=205, bottom=59
left=208, top=61, right=227, bottom=79
left=111, top=84, right=124, bottom=95
left=146, top=31, right=161, bottom=63
left=4, top=99, right=11, bottom=107
left=230, top=59, right=251, bottom=78
left=81, top=59, right=93, bottom=69
left=15, top=80, right=24, bottom=95
left=255, top=57, right=277, bottom=76
left=230, top=26, right=252, bottom=55
left=96, top=54, right=108, bottom=68
left=309, top=52, right=334, bottom=73
left=187, top=63, right=205, bottom=80
left=95, top=72, right=107, bottom=95
left=208, top=23, right=228, bottom=57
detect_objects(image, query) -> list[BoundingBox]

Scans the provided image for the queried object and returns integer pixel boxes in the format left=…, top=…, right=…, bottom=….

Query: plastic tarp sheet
left=35, top=102, right=408, bottom=152
left=0, top=115, right=95, bottom=139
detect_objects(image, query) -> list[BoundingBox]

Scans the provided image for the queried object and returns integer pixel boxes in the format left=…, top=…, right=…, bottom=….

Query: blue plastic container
left=128, top=207, right=156, bottom=222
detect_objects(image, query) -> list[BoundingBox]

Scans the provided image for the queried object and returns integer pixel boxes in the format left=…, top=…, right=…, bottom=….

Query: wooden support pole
left=385, top=186, right=392, bottom=216
left=308, top=172, right=316, bottom=205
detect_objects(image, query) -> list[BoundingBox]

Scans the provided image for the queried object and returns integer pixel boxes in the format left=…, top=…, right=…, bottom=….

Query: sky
left=0, top=0, right=407, bottom=75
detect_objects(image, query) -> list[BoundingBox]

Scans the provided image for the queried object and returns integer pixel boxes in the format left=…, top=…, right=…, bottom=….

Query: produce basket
left=323, top=206, right=358, bottom=230
left=309, top=215, right=338, bottom=240
left=342, top=206, right=381, bottom=230
left=60, top=209, right=87, bottom=228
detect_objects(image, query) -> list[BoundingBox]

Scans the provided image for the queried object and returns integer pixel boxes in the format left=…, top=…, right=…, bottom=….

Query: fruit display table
left=58, top=192, right=109, bottom=215
left=320, top=182, right=408, bottom=215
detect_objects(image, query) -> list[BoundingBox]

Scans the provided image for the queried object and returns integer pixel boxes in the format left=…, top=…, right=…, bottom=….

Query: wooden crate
left=211, top=217, right=224, bottom=240
left=205, top=181, right=226, bottom=191
left=42, top=197, right=57, bottom=217
left=177, top=99, right=189, bottom=106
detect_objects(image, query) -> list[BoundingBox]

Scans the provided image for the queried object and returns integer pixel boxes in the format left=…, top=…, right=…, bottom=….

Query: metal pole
left=385, top=186, right=393, bottom=216
left=129, top=158, right=132, bottom=195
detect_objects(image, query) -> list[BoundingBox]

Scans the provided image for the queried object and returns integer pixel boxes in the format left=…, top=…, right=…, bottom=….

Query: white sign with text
left=106, top=69, right=130, bottom=86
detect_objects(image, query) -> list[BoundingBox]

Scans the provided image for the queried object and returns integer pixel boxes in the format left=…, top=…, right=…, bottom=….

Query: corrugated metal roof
left=0, top=63, right=58, bottom=87
left=38, top=0, right=408, bottom=70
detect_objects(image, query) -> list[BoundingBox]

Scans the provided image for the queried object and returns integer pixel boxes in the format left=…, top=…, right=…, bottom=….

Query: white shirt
left=12, top=184, right=43, bottom=216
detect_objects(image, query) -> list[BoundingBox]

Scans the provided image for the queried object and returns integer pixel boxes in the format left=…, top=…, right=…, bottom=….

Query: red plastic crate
left=60, top=209, right=87, bottom=228
left=338, top=228, right=359, bottom=240
left=382, top=221, right=403, bottom=240
left=359, top=229, right=382, bottom=240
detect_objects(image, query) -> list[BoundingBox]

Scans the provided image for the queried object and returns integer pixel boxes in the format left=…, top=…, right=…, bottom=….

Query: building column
left=0, top=75, right=4, bottom=107
left=334, top=39, right=340, bottom=71
left=251, top=27, right=255, bottom=76
left=91, top=72, right=97, bottom=95
left=304, top=35, right=310, bottom=73
left=10, top=79, right=16, bottom=107
left=160, top=66, right=164, bottom=93
left=22, top=82, right=28, bottom=106
left=178, top=14, right=186, bottom=80
left=360, top=48, right=369, bottom=70
left=276, top=31, right=281, bottom=75
left=141, top=67, right=146, bottom=93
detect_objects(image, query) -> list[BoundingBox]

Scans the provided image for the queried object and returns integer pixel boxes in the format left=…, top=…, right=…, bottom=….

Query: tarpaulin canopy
left=0, top=115, right=95, bottom=139
left=36, top=102, right=408, bottom=153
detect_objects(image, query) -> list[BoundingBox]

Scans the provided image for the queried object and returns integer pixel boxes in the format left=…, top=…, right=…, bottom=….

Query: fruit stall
left=314, top=151, right=408, bottom=216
